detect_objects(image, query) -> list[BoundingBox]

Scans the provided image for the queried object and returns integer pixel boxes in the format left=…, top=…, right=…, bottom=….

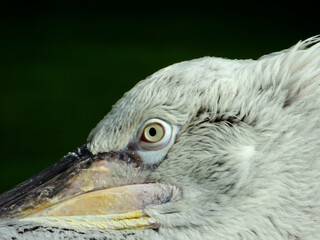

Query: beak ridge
left=0, top=145, right=92, bottom=218
left=0, top=144, right=181, bottom=221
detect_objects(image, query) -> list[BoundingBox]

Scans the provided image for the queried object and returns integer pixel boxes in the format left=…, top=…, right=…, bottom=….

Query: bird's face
left=84, top=57, right=260, bottom=231
left=0, top=57, right=250, bottom=228
left=1, top=38, right=319, bottom=238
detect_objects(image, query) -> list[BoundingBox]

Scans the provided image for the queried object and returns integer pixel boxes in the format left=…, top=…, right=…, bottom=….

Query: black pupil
left=149, top=127, right=157, bottom=137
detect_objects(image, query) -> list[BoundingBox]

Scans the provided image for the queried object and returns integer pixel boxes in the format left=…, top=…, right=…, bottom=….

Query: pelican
left=0, top=37, right=319, bottom=240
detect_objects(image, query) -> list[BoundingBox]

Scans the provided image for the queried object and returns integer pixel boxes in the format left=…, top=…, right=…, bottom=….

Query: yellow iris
left=142, top=123, right=164, bottom=143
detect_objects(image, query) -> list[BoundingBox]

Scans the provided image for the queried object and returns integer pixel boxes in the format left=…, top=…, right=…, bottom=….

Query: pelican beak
left=0, top=145, right=181, bottom=231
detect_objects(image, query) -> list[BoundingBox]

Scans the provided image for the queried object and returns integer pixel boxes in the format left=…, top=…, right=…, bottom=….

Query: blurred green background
left=0, top=2, right=318, bottom=193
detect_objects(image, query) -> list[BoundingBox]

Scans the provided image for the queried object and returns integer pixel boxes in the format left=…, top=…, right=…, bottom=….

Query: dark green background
left=0, top=2, right=318, bottom=193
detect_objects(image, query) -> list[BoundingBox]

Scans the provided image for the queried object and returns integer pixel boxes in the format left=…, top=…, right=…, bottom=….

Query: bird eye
left=141, top=123, right=164, bottom=143
left=138, top=119, right=173, bottom=151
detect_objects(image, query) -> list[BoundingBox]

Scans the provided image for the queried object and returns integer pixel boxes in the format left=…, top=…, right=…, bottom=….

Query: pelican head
left=0, top=37, right=320, bottom=239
